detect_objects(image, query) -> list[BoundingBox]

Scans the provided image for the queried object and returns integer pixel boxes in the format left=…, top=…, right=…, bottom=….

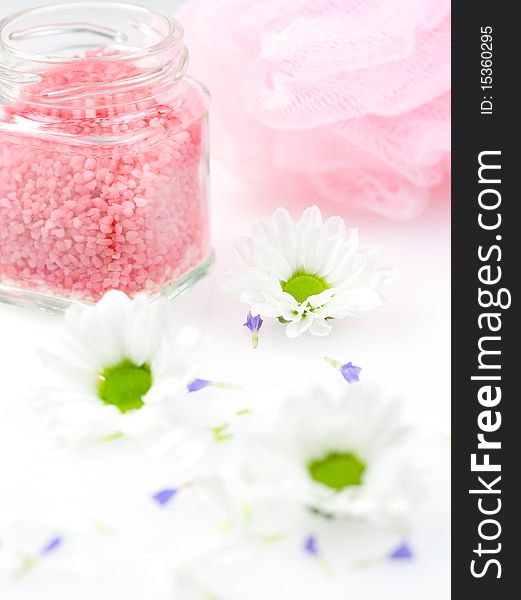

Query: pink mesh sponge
left=179, top=0, right=450, bottom=218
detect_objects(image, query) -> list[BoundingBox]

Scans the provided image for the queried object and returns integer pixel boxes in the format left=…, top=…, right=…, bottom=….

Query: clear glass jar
left=0, top=1, right=210, bottom=311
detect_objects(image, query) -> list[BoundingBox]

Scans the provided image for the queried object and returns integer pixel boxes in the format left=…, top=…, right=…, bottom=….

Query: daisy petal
left=297, top=205, right=323, bottom=232
left=233, top=236, right=256, bottom=267
left=286, top=315, right=313, bottom=338
left=308, top=317, right=333, bottom=336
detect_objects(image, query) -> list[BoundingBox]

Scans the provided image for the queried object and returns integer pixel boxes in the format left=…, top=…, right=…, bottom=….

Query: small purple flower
left=304, top=535, right=319, bottom=556
left=152, top=488, right=178, bottom=506
left=340, top=361, right=362, bottom=383
left=187, top=378, right=240, bottom=393
left=40, top=536, right=62, bottom=555
left=244, top=312, right=263, bottom=348
left=388, top=542, right=414, bottom=560
left=244, top=312, right=263, bottom=332
left=187, top=378, right=211, bottom=393
left=325, top=357, right=362, bottom=383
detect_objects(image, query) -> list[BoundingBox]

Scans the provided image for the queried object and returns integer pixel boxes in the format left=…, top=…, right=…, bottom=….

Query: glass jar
left=0, top=1, right=210, bottom=311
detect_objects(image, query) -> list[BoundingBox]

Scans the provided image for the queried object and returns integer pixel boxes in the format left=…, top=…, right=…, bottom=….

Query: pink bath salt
left=0, top=48, right=209, bottom=301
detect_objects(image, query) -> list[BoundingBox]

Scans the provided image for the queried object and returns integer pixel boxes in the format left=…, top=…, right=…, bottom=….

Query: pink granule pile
left=0, top=48, right=209, bottom=301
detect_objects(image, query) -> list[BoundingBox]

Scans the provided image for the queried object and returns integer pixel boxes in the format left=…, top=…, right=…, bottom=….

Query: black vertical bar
left=452, top=3, right=517, bottom=596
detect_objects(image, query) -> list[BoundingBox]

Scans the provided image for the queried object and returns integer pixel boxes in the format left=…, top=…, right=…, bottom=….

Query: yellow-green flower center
left=307, top=451, right=366, bottom=490
left=98, top=359, right=152, bottom=413
left=281, top=272, right=328, bottom=304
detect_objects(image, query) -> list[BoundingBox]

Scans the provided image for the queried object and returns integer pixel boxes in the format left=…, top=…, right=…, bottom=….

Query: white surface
left=0, top=160, right=451, bottom=599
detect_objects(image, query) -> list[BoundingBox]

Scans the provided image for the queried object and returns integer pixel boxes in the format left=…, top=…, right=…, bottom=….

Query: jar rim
left=0, top=1, right=183, bottom=64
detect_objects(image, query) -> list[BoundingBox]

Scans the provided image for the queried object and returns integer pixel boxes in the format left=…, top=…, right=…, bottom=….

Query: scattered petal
left=152, top=488, right=179, bottom=506
left=325, top=357, right=362, bottom=383
left=388, top=542, right=414, bottom=560
left=187, top=378, right=211, bottom=392
left=340, top=362, right=362, bottom=383
left=40, top=535, right=63, bottom=555
left=244, top=312, right=263, bottom=333
left=304, top=535, right=319, bottom=556
left=188, top=379, right=241, bottom=393
left=244, top=312, right=263, bottom=348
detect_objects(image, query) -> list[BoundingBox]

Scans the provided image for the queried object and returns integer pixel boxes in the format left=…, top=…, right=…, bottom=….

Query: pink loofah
left=0, top=48, right=209, bottom=301
left=179, top=0, right=450, bottom=218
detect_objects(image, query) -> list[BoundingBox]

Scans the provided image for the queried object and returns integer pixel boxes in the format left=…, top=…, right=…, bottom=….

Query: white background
left=0, top=1, right=451, bottom=598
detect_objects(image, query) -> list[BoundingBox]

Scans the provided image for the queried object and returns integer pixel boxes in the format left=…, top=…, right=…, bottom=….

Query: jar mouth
left=0, top=1, right=182, bottom=64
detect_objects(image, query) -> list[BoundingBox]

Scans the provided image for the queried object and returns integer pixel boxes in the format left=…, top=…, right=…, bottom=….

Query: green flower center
left=281, top=272, right=329, bottom=304
left=98, top=359, right=152, bottom=413
left=307, top=451, right=366, bottom=491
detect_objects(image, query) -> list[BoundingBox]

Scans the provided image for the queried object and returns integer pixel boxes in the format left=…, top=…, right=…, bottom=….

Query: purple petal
left=304, top=535, right=319, bottom=556
left=388, top=542, right=414, bottom=560
left=152, top=488, right=178, bottom=506
left=187, top=378, right=211, bottom=393
left=244, top=312, right=263, bottom=333
left=340, top=362, right=361, bottom=383
left=41, top=536, right=62, bottom=555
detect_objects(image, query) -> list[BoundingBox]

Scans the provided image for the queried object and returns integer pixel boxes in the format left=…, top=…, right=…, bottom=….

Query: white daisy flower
left=34, top=291, right=199, bottom=444
left=223, top=206, right=390, bottom=338
left=198, top=385, right=419, bottom=536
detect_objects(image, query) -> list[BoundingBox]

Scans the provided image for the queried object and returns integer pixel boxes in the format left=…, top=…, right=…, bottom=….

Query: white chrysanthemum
left=34, top=290, right=199, bottom=443
left=223, top=206, right=390, bottom=337
left=200, top=385, right=418, bottom=535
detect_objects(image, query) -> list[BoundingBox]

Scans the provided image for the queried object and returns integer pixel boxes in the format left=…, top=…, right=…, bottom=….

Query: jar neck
left=0, top=2, right=188, bottom=111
